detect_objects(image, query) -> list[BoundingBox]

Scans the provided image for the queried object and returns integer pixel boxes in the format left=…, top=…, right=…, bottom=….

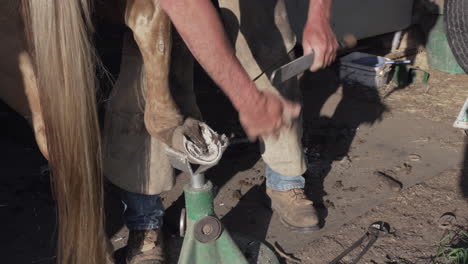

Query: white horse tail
left=21, top=1, right=108, bottom=263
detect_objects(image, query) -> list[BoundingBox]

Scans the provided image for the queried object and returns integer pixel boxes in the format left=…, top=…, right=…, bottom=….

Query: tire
left=445, top=0, right=468, bottom=73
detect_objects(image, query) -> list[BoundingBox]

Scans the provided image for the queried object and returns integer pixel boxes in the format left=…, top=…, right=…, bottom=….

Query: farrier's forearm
left=160, top=0, right=260, bottom=111
left=306, top=0, right=332, bottom=24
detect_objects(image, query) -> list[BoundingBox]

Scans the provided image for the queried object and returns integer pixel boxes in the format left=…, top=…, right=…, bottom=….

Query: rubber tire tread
left=445, top=0, right=468, bottom=73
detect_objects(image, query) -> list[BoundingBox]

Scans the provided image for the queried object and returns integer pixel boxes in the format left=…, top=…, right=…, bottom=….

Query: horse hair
left=21, top=1, right=109, bottom=263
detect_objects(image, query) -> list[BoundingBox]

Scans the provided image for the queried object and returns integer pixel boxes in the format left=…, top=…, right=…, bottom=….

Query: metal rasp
left=270, top=34, right=357, bottom=87
left=270, top=52, right=315, bottom=87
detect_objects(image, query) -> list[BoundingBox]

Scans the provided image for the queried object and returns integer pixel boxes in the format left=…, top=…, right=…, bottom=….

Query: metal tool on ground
left=329, top=221, right=390, bottom=264
left=165, top=120, right=279, bottom=264
left=270, top=34, right=357, bottom=87
left=453, top=97, right=468, bottom=131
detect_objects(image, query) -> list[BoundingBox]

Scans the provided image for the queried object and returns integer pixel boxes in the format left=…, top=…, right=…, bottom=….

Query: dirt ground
left=297, top=168, right=468, bottom=264
left=290, top=67, right=468, bottom=264
left=1, top=5, right=468, bottom=263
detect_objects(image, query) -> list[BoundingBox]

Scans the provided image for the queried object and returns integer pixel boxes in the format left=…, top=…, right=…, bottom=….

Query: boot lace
left=289, top=188, right=307, bottom=200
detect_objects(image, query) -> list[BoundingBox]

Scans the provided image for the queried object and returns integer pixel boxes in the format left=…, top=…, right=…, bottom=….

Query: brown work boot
left=125, top=229, right=166, bottom=264
left=267, top=188, right=320, bottom=232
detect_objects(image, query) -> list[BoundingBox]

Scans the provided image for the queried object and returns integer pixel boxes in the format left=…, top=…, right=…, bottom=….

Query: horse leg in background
left=18, top=52, right=48, bottom=159
left=0, top=0, right=48, bottom=159
left=125, top=0, right=183, bottom=145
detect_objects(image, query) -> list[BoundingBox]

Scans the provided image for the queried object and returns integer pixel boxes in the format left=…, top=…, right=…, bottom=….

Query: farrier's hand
left=238, top=91, right=301, bottom=141
left=302, top=2, right=339, bottom=72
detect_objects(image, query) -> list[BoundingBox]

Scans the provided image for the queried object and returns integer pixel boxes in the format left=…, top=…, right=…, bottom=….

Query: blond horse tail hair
left=21, top=1, right=107, bottom=263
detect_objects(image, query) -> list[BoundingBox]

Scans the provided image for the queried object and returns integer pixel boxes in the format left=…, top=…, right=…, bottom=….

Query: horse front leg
left=0, top=0, right=48, bottom=159
left=0, top=49, right=48, bottom=160
left=124, top=0, right=183, bottom=145
left=18, top=51, right=49, bottom=159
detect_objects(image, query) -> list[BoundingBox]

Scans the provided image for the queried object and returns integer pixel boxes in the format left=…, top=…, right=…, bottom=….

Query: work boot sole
left=277, top=214, right=321, bottom=232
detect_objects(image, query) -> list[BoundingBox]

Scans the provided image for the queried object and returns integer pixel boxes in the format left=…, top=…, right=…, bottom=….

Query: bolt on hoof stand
left=166, top=121, right=279, bottom=264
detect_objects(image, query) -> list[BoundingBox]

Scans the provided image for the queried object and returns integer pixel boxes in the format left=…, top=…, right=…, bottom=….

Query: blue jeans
left=265, top=165, right=305, bottom=191
left=122, top=165, right=305, bottom=230
left=121, top=191, right=165, bottom=230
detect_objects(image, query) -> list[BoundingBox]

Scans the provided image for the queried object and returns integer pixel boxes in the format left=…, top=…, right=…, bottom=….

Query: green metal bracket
left=178, top=182, right=249, bottom=264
